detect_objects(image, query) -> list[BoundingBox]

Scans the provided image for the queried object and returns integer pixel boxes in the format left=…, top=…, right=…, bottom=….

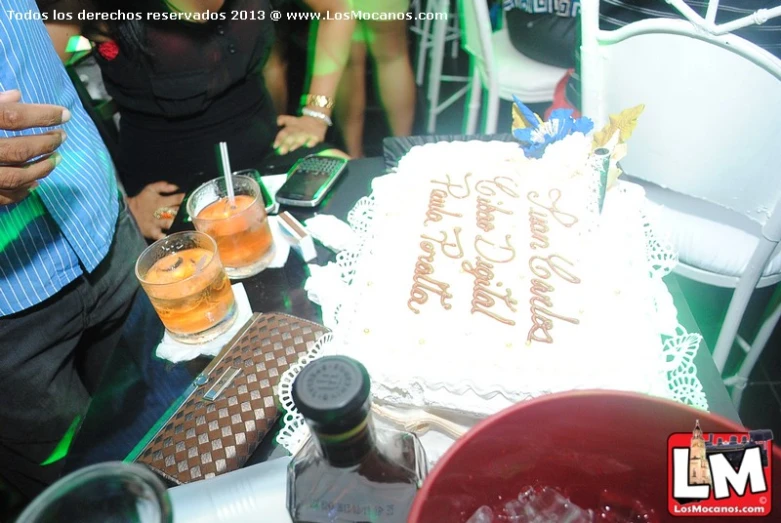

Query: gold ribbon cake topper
left=592, top=104, right=645, bottom=148
left=592, top=104, right=645, bottom=188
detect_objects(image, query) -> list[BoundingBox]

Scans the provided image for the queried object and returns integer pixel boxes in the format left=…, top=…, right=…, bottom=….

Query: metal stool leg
left=426, top=0, right=449, bottom=132
left=416, top=8, right=433, bottom=86
left=730, top=287, right=781, bottom=407
left=712, top=240, right=777, bottom=372
left=450, top=10, right=460, bottom=59
left=465, top=62, right=482, bottom=135
left=411, top=0, right=423, bottom=34
left=483, top=85, right=500, bottom=134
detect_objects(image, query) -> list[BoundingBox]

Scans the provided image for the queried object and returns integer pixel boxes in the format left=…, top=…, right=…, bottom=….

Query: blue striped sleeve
left=0, top=0, right=118, bottom=316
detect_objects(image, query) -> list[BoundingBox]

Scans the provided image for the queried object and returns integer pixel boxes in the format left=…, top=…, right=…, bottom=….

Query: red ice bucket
left=408, top=390, right=780, bottom=522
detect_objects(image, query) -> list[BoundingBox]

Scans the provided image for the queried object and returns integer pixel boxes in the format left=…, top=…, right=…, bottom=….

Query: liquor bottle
left=287, top=356, right=427, bottom=523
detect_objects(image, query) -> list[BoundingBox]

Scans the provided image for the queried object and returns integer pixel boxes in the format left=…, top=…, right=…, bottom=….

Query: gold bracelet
left=300, top=94, right=335, bottom=110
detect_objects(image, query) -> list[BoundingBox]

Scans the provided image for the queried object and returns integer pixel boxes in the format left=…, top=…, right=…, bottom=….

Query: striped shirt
left=0, top=0, right=118, bottom=316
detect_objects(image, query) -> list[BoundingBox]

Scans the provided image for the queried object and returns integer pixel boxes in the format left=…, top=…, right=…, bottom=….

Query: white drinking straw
left=219, top=141, right=235, bottom=206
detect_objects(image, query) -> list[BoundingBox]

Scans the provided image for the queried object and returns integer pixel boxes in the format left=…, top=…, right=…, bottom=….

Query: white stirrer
left=219, top=141, right=235, bottom=206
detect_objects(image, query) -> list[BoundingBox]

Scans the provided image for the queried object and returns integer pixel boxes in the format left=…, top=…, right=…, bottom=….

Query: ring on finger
left=153, top=206, right=177, bottom=220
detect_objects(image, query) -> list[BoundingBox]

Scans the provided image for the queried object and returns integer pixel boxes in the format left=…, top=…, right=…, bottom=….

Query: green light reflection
left=0, top=191, right=47, bottom=254
left=41, top=415, right=82, bottom=466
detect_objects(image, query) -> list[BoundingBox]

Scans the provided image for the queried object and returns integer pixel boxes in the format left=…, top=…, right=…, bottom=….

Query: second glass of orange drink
left=187, top=173, right=275, bottom=279
left=136, top=231, right=237, bottom=344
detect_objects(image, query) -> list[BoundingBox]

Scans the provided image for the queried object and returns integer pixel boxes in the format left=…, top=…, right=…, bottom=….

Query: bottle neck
left=312, top=414, right=377, bottom=468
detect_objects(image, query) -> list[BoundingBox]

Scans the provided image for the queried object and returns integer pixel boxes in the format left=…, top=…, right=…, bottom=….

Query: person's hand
left=274, top=114, right=328, bottom=155
left=127, top=182, right=185, bottom=241
left=0, top=90, right=69, bottom=206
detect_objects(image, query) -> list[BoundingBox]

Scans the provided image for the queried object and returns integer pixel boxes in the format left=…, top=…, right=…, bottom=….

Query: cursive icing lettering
left=421, top=227, right=464, bottom=259
left=476, top=196, right=513, bottom=233
left=408, top=240, right=453, bottom=314
left=475, top=176, right=520, bottom=199
left=424, top=189, right=461, bottom=226
left=525, top=255, right=581, bottom=343
left=528, top=209, right=550, bottom=250
left=431, top=173, right=472, bottom=199
left=475, top=234, right=516, bottom=264
left=527, top=189, right=578, bottom=228
left=527, top=302, right=580, bottom=344
left=524, top=187, right=582, bottom=344
left=462, top=257, right=517, bottom=326
left=528, top=254, right=581, bottom=284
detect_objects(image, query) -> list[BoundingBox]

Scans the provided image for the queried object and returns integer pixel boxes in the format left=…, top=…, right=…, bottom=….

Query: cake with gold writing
left=295, top=103, right=700, bottom=419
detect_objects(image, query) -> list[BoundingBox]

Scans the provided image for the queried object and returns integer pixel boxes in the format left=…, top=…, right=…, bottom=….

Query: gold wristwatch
left=300, top=94, right=335, bottom=110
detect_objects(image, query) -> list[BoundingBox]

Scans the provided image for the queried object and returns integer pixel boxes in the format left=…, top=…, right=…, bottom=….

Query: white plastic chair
left=458, top=0, right=568, bottom=134
left=580, top=0, right=781, bottom=407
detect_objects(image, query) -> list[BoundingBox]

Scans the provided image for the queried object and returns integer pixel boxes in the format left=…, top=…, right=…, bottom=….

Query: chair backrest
left=580, top=0, right=781, bottom=228
left=458, top=0, right=497, bottom=91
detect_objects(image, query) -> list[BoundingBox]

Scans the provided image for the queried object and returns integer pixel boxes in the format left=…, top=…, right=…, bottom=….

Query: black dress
left=94, top=0, right=324, bottom=196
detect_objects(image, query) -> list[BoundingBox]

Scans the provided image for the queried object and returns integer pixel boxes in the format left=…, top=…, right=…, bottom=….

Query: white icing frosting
left=324, top=137, right=666, bottom=415
left=277, top=139, right=708, bottom=459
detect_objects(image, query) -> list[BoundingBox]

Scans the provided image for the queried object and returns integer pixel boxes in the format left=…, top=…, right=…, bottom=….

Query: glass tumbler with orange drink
left=136, top=231, right=237, bottom=344
left=187, top=173, right=276, bottom=279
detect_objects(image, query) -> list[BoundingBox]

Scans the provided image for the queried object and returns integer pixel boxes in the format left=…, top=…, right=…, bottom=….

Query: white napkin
left=304, top=214, right=359, bottom=253
left=304, top=262, right=349, bottom=326
left=266, top=216, right=291, bottom=269
left=304, top=263, right=342, bottom=306
left=156, top=283, right=253, bottom=363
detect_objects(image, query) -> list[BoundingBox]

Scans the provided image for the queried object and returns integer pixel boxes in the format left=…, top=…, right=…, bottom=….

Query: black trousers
left=0, top=200, right=147, bottom=499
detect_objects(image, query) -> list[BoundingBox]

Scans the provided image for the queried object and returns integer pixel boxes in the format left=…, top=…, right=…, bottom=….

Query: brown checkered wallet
left=132, top=312, right=328, bottom=485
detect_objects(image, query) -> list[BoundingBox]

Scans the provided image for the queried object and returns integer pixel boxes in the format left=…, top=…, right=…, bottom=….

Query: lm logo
left=667, top=420, right=773, bottom=517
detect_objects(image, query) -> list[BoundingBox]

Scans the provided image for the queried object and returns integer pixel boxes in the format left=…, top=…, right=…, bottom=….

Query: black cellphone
left=275, top=155, right=348, bottom=208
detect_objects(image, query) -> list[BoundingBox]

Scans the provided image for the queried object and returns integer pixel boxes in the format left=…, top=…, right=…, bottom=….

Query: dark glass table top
left=137, top=155, right=740, bottom=469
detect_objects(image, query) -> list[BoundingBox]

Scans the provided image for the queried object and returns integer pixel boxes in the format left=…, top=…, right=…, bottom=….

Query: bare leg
left=335, top=39, right=368, bottom=158
left=365, top=18, right=415, bottom=137
left=263, top=40, right=288, bottom=116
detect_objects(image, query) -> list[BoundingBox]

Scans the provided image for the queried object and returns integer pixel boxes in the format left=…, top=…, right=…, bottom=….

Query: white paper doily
left=277, top=141, right=708, bottom=457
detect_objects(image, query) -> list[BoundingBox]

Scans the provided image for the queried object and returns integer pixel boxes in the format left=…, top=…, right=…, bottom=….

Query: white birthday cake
left=324, top=135, right=674, bottom=414
left=278, top=106, right=708, bottom=454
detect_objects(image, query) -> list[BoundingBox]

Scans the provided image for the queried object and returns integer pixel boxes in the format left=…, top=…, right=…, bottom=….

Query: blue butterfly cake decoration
left=511, top=96, right=594, bottom=159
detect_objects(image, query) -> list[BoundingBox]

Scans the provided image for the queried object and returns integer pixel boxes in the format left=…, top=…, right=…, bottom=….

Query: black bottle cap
left=292, top=356, right=371, bottom=433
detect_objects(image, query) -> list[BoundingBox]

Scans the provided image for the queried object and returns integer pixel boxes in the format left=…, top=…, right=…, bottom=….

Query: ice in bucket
left=136, top=231, right=237, bottom=344
left=466, top=506, right=494, bottom=523
left=465, top=486, right=658, bottom=523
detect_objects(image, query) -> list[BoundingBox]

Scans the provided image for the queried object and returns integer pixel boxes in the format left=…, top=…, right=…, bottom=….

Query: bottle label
left=296, top=481, right=415, bottom=522
left=298, top=500, right=408, bottom=522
